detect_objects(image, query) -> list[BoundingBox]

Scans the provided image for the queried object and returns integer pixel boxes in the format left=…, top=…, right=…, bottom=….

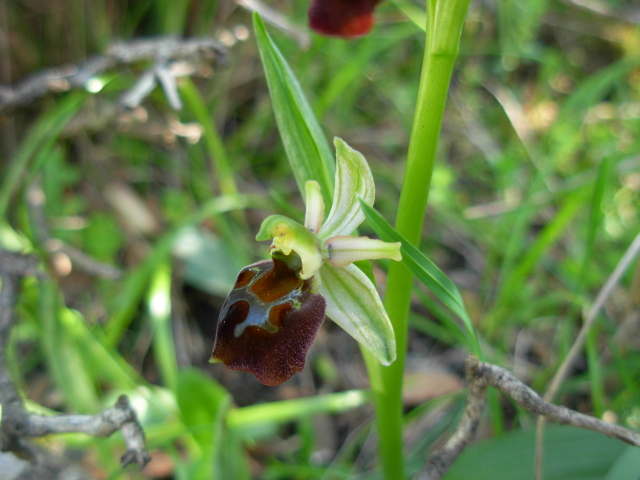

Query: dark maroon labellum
left=308, top=0, right=382, bottom=38
left=211, top=258, right=326, bottom=386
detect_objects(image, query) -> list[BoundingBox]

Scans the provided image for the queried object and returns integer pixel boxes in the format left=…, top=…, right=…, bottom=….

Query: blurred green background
left=1, top=0, right=640, bottom=478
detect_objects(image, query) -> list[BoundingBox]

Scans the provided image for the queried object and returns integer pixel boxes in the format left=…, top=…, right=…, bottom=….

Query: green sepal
left=318, top=263, right=396, bottom=366
left=317, top=138, right=376, bottom=241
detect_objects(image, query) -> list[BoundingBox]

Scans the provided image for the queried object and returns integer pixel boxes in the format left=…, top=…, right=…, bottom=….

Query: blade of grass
left=586, top=324, right=606, bottom=418
left=154, top=0, right=190, bottom=34
left=227, top=389, right=369, bottom=432
left=313, top=25, right=416, bottom=119
left=39, top=281, right=100, bottom=413
left=414, top=289, right=468, bottom=346
left=490, top=193, right=583, bottom=332
left=148, top=263, right=178, bottom=392
left=390, top=0, right=427, bottom=31
left=577, top=158, right=610, bottom=293
left=0, top=93, right=85, bottom=220
left=176, top=369, right=231, bottom=480
left=54, top=305, right=142, bottom=390
left=180, top=78, right=238, bottom=198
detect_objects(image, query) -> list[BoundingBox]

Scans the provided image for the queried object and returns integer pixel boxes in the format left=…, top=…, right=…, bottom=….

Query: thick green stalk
left=366, top=1, right=471, bottom=478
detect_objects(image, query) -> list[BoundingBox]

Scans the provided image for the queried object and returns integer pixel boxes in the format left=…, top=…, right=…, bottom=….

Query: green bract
left=258, top=137, right=401, bottom=366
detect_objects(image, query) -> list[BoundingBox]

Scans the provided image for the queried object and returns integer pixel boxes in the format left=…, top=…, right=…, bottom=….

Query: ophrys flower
left=211, top=138, right=400, bottom=385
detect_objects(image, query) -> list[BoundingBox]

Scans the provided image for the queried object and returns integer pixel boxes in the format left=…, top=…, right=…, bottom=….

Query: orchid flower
left=308, top=0, right=383, bottom=38
left=210, top=138, right=401, bottom=385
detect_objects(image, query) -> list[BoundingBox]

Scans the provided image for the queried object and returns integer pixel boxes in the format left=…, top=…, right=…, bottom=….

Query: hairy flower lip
left=210, top=258, right=326, bottom=386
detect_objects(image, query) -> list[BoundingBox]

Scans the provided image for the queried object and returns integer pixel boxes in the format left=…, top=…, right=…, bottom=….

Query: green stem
left=366, top=1, right=471, bottom=478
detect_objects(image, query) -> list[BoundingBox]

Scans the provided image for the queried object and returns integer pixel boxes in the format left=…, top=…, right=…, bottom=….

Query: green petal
left=324, top=235, right=401, bottom=267
left=256, top=215, right=324, bottom=280
left=304, top=180, right=325, bottom=234
left=317, top=138, right=375, bottom=241
left=318, top=263, right=396, bottom=365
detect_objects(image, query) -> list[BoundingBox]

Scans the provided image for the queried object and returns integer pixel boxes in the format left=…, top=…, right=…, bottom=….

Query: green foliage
left=2, top=0, right=640, bottom=478
left=443, top=426, right=627, bottom=480
left=253, top=13, right=335, bottom=204
left=360, top=200, right=481, bottom=357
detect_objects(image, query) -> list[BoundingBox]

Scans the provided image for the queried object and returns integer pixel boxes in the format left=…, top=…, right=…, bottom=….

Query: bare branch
left=472, top=358, right=640, bottom=445
left=0, top=36, right=228, bottom=111
left=535, top=231, right=640, bottom=479
left=24, top=395, right=150, bottom=468
left=0, top=250, right=149, bottom=471
left=544, top=232, right=640, bottom=403
left=416, top=357, right=487, bottom=480
left=417, top=356, right=640, bottom=480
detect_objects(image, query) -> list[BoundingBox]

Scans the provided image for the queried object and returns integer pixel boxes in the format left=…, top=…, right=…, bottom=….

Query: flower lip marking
left=234, top=269, right=256, bottom=289
left=210, top=257, right=326, bottom=386
left=250, top=256, right=302, bottom=303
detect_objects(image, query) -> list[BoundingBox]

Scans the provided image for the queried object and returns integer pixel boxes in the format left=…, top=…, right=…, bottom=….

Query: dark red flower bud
left=308, top=0, right=382, bottom=39
left=211, top=258, right=326, bottom=386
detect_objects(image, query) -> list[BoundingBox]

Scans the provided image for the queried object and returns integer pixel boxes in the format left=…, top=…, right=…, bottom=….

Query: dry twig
left=533, top=231, right=640, bottom=479
left=0, top=36, right=228, bottom=111
left=0, top=250, right=150, bottom=474
left=235, top=0, right=310, bottom=48
left=561, top=0, right=640, bottom=24
left=417, top=356, right=640, bottom=480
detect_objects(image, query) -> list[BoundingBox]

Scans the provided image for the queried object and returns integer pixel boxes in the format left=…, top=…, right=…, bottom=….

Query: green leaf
left=176, top=368, right=231, bottom=480
left=390, top=0, right=427, bottom=31
left=172, top=226, right=243, bottom=296
left=441, top=425, right=626, bottom=480
left=253, top=13, right=335, bottom=203
left=318, top=262, right=396, bottom=365
left=359, top=200, right=481, bottom=357
left=604, top=446, right=640, bottom=480
left=318, top=137, right=376, bottom=241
